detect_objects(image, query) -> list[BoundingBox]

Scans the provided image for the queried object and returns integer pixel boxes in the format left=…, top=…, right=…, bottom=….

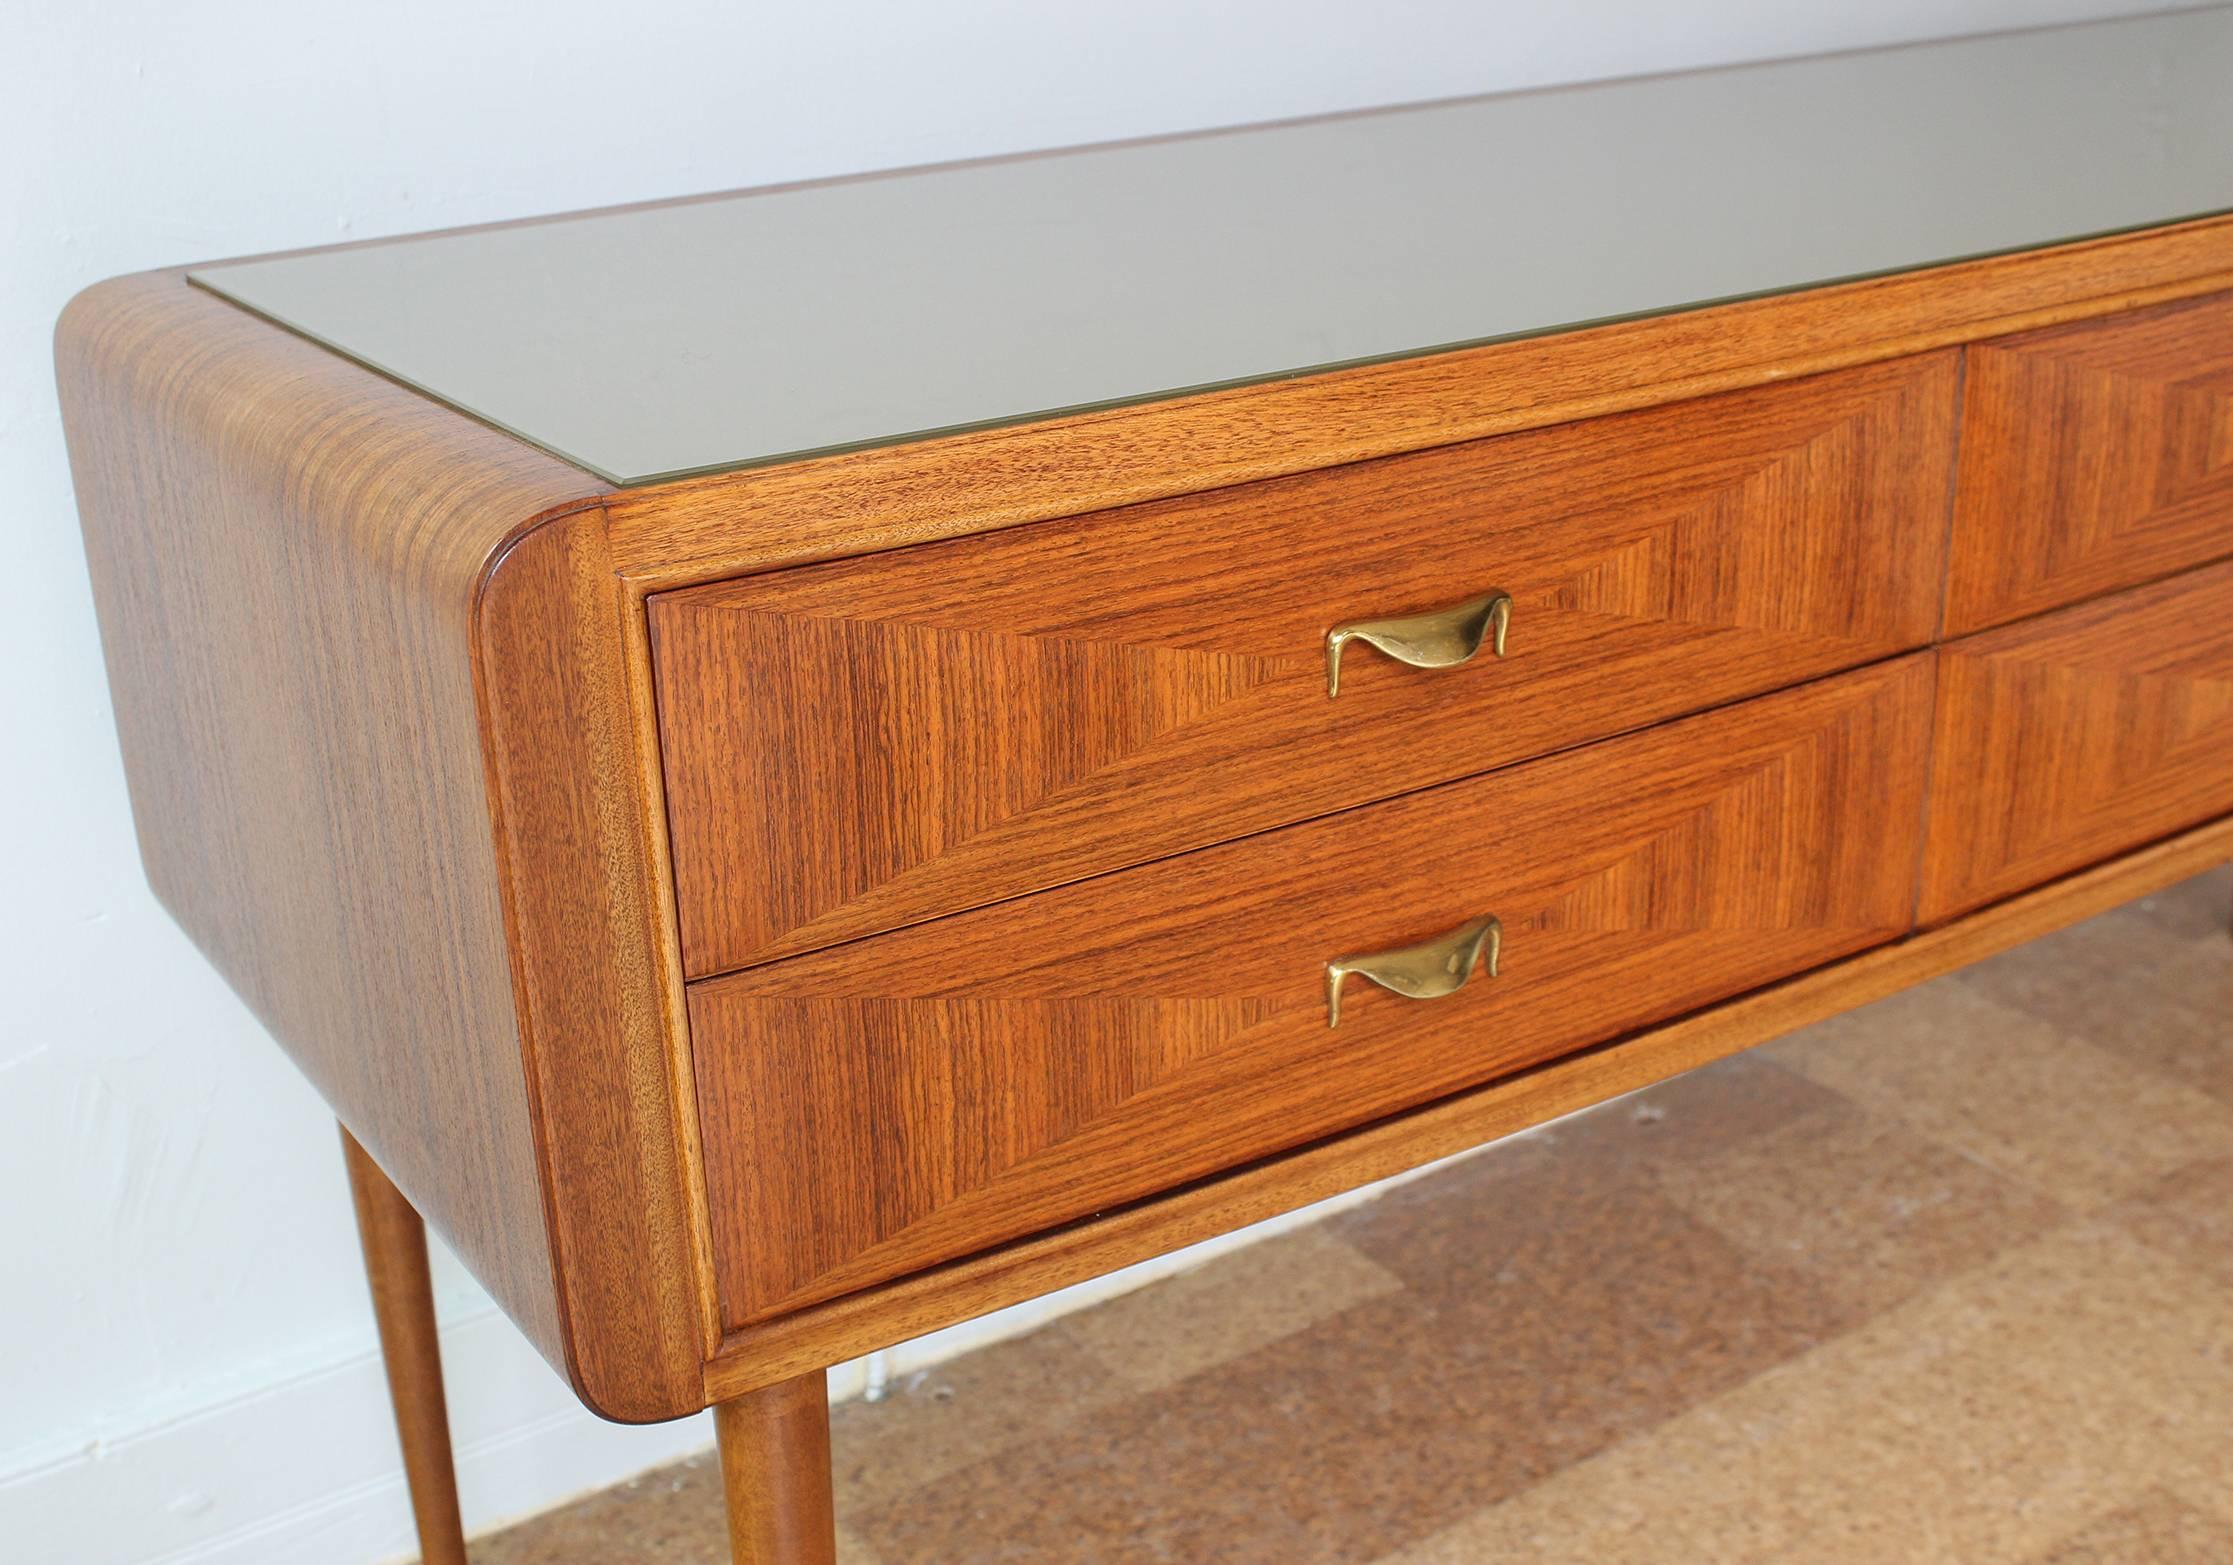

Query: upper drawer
left=1945, top=289, right=2233, bottom=635
left=652, top=353, right=1957, bottom=977
left=687, top=658, right=1935, bottom=1327
left=1920, top=559, right=2233, bottom=923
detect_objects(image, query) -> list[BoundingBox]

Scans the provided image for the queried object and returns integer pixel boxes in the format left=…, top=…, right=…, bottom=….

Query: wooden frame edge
left=606, top=215, right=2233, bottom=592
left=470, top=510, right=712, bottom=1423
left=610, top=570, right=728, bottom=1363
left=700, top=812, right=2233, bottom=1400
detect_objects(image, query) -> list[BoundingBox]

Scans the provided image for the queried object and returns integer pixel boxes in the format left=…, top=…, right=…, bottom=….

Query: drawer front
left=1945, top=290, right=2233, bottom=635
left=653, top=354, right=1956, bottom=977
left=689, top=658, right=1934, bottom=1327
left=1920, top=561, right=2233, bottom=922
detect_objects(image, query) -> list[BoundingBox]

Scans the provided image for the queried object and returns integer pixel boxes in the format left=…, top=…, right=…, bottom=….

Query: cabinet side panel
left=55, top=271, right=601, bottom=1378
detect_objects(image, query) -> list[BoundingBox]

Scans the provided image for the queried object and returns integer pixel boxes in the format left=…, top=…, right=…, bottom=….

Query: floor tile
left=2100, top=1155, right=2233, bottom=1293
left=1652, top=1100, right=2067, bottom=1315
left=469, top=1445, right=890, bottom=1565
left=2028, top=1488, right=2233, bottom=1564
left=1764, top=982, right=2233, bottom=1212
left=829, top=1321, right=1129, bottom=1513
left=467, top=1449, right=721, bottom=1565
left=1326, top=1052, right=1847, bottom=1300
left=854, top=1195, right=1851, bottom=1565
left=1390, top=1220, right=2233, bottom=1565
left=2111, top=864, right=2232, bottom=944
left=1957, top=905, right=2233, bottom=1105
left=1060, top=1226, right=1402, bottom=1392
left=1533, top=1050, right=1853, bottom=1178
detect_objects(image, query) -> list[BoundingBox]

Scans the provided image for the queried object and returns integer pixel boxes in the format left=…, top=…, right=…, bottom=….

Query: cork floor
left=475, top=866, right=2233, bottom=1565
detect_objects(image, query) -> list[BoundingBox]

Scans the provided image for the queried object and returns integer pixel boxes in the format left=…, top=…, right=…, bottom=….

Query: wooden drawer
left=1920, top=561, right=2233, bottom=922
left=652, top=354, right=1956, bottom=976
left=1945, top=289, right=2233, bottom=635
left=687, top=657, right=1934, bottom=1326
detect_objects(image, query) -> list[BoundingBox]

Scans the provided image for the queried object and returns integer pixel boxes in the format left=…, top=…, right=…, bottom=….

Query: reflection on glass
left=191, top=10, right=2233, bottom=486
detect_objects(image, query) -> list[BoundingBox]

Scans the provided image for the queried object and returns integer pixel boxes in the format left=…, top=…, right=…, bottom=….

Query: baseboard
left=0, top=1140, right=1484, bottom=1565
left=0, top=1305, right=713, bottom=1565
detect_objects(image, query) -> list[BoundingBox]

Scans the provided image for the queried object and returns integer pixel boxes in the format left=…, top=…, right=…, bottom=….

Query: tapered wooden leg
left=715, top=1371, right=836, bottom=1565
left=342, top=1125, right=470, bottom=1565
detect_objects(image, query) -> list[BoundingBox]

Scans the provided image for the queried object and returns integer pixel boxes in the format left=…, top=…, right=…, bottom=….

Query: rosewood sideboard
left=55, top=12, right=2233, bottom=1562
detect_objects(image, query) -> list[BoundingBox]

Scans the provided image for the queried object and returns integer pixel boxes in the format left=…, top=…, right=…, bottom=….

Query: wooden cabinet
left=1920, top=561, right=2233, bottom=922
left=1945, top=289, right=2233, bottom=634
left=687, top=658, right=1935, bottom=1325
left=63, top=243, right=2233, bottom=1432
left=52, top=21, right=2233, bottom=1558
left=653, top=356, right=1956, bottom=976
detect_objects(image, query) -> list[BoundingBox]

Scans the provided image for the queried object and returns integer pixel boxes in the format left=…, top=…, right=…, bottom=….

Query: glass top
left=192, top=8, right=2233, bottom=488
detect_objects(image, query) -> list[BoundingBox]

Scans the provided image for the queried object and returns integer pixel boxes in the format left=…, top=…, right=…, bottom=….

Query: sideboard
left=55, top=10, right=2233, bottom=1561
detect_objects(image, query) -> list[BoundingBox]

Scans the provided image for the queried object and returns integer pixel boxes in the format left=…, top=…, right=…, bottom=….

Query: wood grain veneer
left=57, top=209, right=2233, bottom=1440
left=653, top=355, right=1956, bottom=976
left=688, top=657, right=1935, bottom=1328
left=57, top=272, right=703, bottom=1421
left=1919, top=561, right=2233, bottom=922
left=1946, top=288, right=2233, bottom=633
left=476, top=506, right=714, bottom=1414
left=57, top=270, right=579, bottom=1371
left=701, top=811, right=2233, bottom=1400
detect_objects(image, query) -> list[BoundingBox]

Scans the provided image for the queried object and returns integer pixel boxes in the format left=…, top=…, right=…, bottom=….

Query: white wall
left=0, top=2, right=2179, bottom=1561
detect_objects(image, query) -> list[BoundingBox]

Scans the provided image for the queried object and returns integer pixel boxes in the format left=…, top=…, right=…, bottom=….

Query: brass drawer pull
left=1324, top=914, right=1502, bottom=1028
left=1325, top=589, right=1512, bottom=697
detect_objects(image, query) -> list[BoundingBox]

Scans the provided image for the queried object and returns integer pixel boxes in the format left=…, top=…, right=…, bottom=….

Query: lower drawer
left=1919, top=560, right=2233, bottom=922
left=689, top=657, right=1935, bottom=1327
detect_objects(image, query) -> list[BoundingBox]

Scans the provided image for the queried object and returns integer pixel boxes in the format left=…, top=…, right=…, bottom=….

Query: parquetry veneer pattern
left=687, top=659, right=1934, bottom=1326
left=1947, top=289, right=2233, bottom=633
left=653, top=355, right=1956, bottom=976
left=1921, top=561, right=2233, bottom=922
